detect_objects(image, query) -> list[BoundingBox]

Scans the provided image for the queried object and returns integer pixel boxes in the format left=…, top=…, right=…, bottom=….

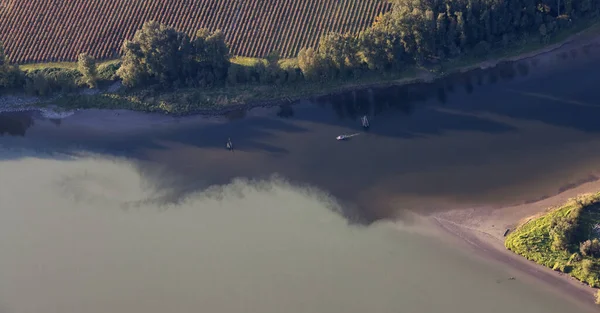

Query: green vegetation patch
left=505, top=193, right=600, bottom=287
left=53, top=66, right=416, bottom=115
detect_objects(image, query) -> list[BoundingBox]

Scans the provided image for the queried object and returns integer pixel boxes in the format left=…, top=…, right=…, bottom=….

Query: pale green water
left=0, top=152, right=594, bottom=313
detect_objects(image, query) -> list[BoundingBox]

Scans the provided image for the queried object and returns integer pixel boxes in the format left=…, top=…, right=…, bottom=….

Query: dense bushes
left=117, top=21, right=231, bottom=88
left=550, top=215, right=579, bottom=251
left=581, top=239, right=600, bottom=257
left=97, top=62, right=121, bottom=82
left=77, top=53, right=98, bottom=88
left=23, top=68, right=81, bottom=96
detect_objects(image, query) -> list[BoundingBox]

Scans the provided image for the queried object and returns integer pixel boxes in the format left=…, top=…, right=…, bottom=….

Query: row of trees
left=298, top=0, right=599, bottom=79
left=0, top=0, right=598, bottom=95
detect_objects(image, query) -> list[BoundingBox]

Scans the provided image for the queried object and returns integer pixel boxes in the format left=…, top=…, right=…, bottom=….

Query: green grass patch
left=53, top=66, right=417, bottom=114
left=505, top=192, right=600, bottom=288
left=19, top=59, right=120, bottom=71
left=230, top=56, right=264, bottom=66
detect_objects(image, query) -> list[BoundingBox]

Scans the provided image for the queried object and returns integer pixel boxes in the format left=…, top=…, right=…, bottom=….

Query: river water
left=1, top=40, right=600, bottom=313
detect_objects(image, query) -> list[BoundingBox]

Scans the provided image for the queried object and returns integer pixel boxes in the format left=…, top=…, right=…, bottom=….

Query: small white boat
left=361, top=115, right=370, bottom=128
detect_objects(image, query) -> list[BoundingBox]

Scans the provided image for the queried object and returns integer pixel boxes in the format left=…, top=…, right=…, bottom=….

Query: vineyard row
left=0, top=0, right=391, bottom=64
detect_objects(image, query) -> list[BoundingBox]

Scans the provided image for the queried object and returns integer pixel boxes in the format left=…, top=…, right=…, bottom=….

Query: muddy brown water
left=1, top=40, right=600, bottom=312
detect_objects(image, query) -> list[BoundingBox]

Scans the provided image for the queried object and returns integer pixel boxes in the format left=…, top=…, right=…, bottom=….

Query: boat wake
left=336, top=133, right=360, bottom=141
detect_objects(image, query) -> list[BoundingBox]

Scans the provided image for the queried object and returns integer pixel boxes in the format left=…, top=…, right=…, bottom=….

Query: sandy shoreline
left=1, top=24, right=599, bottom=117
left=429, top=178, right=600, bottom=310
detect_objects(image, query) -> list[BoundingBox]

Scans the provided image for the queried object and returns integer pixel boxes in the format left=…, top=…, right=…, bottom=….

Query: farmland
left=0, top=0, right=391, bottom=64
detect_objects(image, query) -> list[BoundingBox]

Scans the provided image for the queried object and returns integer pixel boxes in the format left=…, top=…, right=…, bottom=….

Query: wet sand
left=431, top=178, right=600, bottom=308
left=418, top=30, right=600, bottom=308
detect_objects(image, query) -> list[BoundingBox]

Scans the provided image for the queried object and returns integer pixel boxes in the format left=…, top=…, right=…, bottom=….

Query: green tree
left=265, top=51, right=284, bottom=84
left=117, top=40, right=148, bottom=88
left=117, top=21, right=191, bottom=88
left=0, top=42, right=23, bottom=89
left=226, top=64, right=246, bottom=85
left=318, top=32, right=359, bottom=77
left=191, top=29, right=230, bottom=86
left=298, top=47, right=324, bottom=81
left=77, top=53, right=97, bottom=88
left=357, top=26, right=403, bottom=71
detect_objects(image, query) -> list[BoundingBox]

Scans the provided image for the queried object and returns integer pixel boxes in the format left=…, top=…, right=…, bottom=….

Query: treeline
left=0, top=0, right=598, bottom=98
left=300, top=0, right=599, bottom=78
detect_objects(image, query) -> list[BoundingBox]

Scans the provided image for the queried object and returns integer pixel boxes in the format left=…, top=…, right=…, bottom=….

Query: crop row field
left=0, top=0, right=391, bottom=64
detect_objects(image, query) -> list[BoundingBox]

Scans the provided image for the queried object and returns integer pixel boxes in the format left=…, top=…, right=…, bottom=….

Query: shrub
left=550, top=216, right=578, bottom=251
left=581, top=239, right=600, bottom=257
left=0, top=42, right=24, bottom=90
left=226, top=63, right=248, bottom=85
left=77, top=53, right=97, bottom=88
left=97, top=62, right=121, bottom=82
left=582, top=259, right=594, bottom=276
left=24, top=68, right=81, bottom=96
left=570, top=252, right=583, bottom=263
left=250, top=61, right=267, bottom=83
left=473, top=41, right=491, bottom=57
left=298, top=47, right=325, bottom=81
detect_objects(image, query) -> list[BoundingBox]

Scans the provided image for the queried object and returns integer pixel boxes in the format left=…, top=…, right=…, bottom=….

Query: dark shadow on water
left=0, top=112, right=34, bottom=136
left=496, top=62, right=517, bottom=82
left=277, top=104, right=294, bottom=118
left=225, top=108, right=247, bottom=121
left=462, top=73, right=474, bottom=94
left=49, top=118, right=62, bottom=126
left=437, top=87, right=448, bottom=103
left=570, top=48, right=578, bottom=59
left=558, top=51, right=569, bottom=60
left=488, top=71, right=499, bottom=84
left=516, top=62, right=530, bottom=77
left=306, top=57, right=600, bottom=135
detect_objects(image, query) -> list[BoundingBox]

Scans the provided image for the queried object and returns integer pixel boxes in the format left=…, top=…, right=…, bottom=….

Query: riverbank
left=1, top=20, right=599, bottom=116
left=430, top=178, right=600, bottom=309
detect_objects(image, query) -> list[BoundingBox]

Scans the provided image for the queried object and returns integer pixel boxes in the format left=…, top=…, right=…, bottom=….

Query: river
left=1, top=39, right=600, bottom=313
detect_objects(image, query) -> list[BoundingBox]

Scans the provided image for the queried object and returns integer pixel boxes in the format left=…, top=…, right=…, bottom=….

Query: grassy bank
left=51, top=67, right=418, bottom=114
left=15, top=18, right=600, bottom=115
left=505, top=193, right=600, bottom=290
